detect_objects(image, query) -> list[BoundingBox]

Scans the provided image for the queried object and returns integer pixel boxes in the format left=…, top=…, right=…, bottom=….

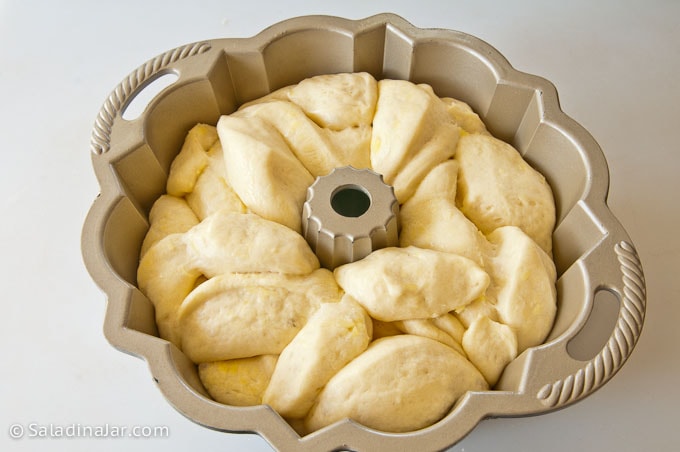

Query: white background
left=1, top=1, right=678, bottom=451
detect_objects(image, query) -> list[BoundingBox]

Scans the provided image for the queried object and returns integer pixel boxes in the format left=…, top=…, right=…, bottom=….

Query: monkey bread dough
left=137, top=72, right=557, bottom=434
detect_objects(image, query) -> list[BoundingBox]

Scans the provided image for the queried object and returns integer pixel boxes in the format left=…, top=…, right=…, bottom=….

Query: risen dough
left=399, top=160, right=487, bottom=266
left=178, top=269, right=341, bottom=362
left=393, top=318, right=465, bottom=356
left=137, top=209, right=319, bottom=344
left=334, top=246, right=489, bottom=322
left=137, top=72, right=558, bottom=434
left=462, top=316, right=518, bottom=386
left=441, top=97, right=489, bottom=135
left=456, top=133, right=555, bottom=254
left=305, top=335, right=488, bottom=433
left=288, top=72, right=377, bottom=130
left=140, top=195, right=198, bottom=258
left=184, top=141, right=247, bottom=220
left=234, top=100, right=368, bottom=177
left=263, top=295, right=372, bottom=418
left=486, top=226, right=557, bottom=352
left=198, top=355, right=278, bottom=406
left=217, top=115, right=314, bottom=233
left=166, top=123, right=218, bottom=196
left=371, top=80, right=460, bottom=203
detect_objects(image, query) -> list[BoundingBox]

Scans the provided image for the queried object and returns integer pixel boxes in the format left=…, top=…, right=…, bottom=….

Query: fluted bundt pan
left=81, top=13, right=646, bottom=452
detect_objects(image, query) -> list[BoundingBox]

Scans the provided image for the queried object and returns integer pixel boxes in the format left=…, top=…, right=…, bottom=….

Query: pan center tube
left=302, top=166, right=399, bottom=270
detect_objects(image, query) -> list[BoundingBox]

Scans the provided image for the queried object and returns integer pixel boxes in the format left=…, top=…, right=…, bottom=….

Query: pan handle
left=89, top=41, right=212, bottom=156
left=535, top=202, right=646, bottom=408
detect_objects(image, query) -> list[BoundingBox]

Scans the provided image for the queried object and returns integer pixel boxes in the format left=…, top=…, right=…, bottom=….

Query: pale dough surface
left=198, top=355, right=278, bottom=406
left=137, top=72, right=557, bottom=434
left=178, top=269, right=341, bottom=362
left=334, top=246, right=490, bottom=321
left=263, top=295, right=372, bottom=418
left=305, top=335, right=488, bottom=433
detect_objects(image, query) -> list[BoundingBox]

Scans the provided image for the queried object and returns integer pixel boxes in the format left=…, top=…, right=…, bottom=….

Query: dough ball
left=178, top=269, right=342, bottom=362
left=456, top=133, right=555, bottom=254
left=487, top=226, right=557, bottom=352
left=371, top=80, right=460, bottom=203
left=198, top=355, right=278, bottom=406
left=462, top=316, right=518, bottom=386
left=263, top=296, right=372, bottom=418
left=217, top=115, right=314, bottom=232
left=334, top=246, right=489, bottom=321
left=305, top=335, right=488, bottom=433
left=166, top=123, right=218, bottom=196
left=140, top=195, right=198, bottom=258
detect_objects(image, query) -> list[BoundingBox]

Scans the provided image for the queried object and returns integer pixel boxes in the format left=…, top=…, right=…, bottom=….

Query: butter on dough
left=399, top=159, right=487, bottom=266
left=184, top=141, right=247, bottom=220
left=454, top=226, right=556, bottom=366
left=462, top=316, right=518, bottom=386
left=234, top=100, right=369, bottom=177
left=393, top=318, right=465, bottom=357
left=371, top=80, right=460, bottom=203
left=486, top=226, right=557, bottom=352
left=234, top=73, right=376, bottom=178
left=287, top=72, right=377, bottom=130
left=184, top=210, right=319, bottom=276
left=334, top=246, right=489, bottom=322
left=431, top=313, right=467, bottom=345
left=441, top=97, right=489, bottom=135
left=454, top=296, right=500, bottom=329
left=198, top=355, right=278, bottom=406
left=305, top=335, right=488, bottom=433
left=456, top=133, right=555, bottom=254
left=137, top=232, right=200, bottom=345
left=217, top=115, right=314, bottom=233
left=137, top=74, right=561, bottom=435
left=263, top=295, right=372, bottom=418
left=164, top=123, right=246, bottom=221
left=166, top=123, right=218, bottom=196
left=140, top=194, right=198, bottom=258
left=178, top=269, right=342, bottom=363
left=137, top=209, right=320, bottom=344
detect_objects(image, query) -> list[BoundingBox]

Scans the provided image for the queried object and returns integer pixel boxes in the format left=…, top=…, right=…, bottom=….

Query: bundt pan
left=81, top=13, right=646, bottom=452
